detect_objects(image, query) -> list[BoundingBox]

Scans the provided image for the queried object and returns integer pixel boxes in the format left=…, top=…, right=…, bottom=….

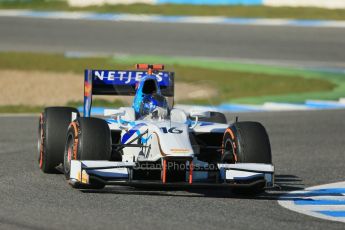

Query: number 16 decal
left=160, top=127, right=183, bottom=134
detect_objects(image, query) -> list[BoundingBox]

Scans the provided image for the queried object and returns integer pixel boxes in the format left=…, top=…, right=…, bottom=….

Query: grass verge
left=1, top=1, right=345, bottom=20
left=0, top=52, right=335, bottom=111
left=0, top=105, right=45, bottom=114
left=114, top=54, right=345, bottom=104
left=0, top=100, right=125, bottom=114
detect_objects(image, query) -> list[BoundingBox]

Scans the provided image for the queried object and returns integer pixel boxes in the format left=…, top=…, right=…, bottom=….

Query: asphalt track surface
left=0, top=17, right=345, bottom=69
left=0, top=110, right=345, bottom=230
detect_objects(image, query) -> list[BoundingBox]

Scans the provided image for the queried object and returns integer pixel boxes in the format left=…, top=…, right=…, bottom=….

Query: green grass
left=114, top=54, right=345, bottom=104
left=0, top=99, right=125, bottom=113
left=166, top=66, right=334, bottom=104
left=0, top=52, right=336, bottom=113
left=0, top=105, right=45, bottom=113
left=1, top=1, right=345, bottom=20
left=0, top=52, right=131, bottom=72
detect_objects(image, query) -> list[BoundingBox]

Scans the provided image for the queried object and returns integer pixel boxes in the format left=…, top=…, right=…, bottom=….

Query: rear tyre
left=38, top=107, right=79, bottom=173
left=199, top=112, right=227, bottom=124
left=222, top=121, right=272, bottom=194
left=63, top=117, right=112, bottom=189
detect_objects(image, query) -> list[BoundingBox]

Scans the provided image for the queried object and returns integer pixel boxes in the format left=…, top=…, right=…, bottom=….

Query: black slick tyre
left=63, top=117, right=111, bottom=189
left=222, top=122, right=271, bottom=164
left=222, top=121, right=272, bottom=194
left=38, top=107, right=79, bottom=173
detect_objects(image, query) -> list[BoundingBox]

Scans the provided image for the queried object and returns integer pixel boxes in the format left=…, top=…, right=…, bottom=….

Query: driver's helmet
left=139, top=94, right=169, bottom=119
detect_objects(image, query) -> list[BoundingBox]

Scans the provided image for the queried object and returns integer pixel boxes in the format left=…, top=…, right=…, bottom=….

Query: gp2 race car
left=38, top=64, right=274, bottom=193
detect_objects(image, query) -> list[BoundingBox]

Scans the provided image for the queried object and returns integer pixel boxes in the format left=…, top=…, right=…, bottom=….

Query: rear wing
left=83, top=69, right=175, bottom=117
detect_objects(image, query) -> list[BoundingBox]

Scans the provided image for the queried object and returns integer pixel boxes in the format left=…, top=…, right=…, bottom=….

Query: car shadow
left=81, top=174, right=305, bottom=200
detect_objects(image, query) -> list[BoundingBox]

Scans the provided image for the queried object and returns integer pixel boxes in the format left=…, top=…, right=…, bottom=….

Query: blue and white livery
left=50, top=64, right=275, bottom=192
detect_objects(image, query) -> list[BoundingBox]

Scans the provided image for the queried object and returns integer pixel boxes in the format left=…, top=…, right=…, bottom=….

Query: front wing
left=70, top=160, right=274, bottom=189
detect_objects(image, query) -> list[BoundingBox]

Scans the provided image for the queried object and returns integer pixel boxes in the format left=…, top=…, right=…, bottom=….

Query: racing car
left=37, top=64, right=274, bottom=193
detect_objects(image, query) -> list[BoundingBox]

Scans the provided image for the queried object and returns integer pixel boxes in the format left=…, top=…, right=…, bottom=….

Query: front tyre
left=63, top=117, right=112, bottom=189
left=222, top=121, right=271, bottom=164
left=222, top=121, right=272, bottom=194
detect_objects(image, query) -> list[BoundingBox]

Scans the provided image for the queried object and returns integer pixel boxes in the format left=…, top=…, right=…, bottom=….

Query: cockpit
left=139, top=93, right=169, bottom=120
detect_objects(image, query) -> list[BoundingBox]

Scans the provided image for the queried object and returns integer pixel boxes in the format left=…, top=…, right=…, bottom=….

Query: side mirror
left=104, top=109, right=129, bottom=129
left=190, top=110, right=211, bottom=118
left=189, top=110, right=211, bottom=129
left=104, top=109, right=126, bottom=117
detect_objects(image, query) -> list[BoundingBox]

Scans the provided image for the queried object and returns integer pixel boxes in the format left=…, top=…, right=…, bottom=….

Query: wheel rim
left=223, top=138, right=237, bottom=163
left=64, top=135, right=74, bottom=176
left=224, top=139, right=233, bottom=154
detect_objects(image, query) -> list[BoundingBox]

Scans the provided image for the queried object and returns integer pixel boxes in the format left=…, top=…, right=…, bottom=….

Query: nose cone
left=154, top=122, right=194, bottom=158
